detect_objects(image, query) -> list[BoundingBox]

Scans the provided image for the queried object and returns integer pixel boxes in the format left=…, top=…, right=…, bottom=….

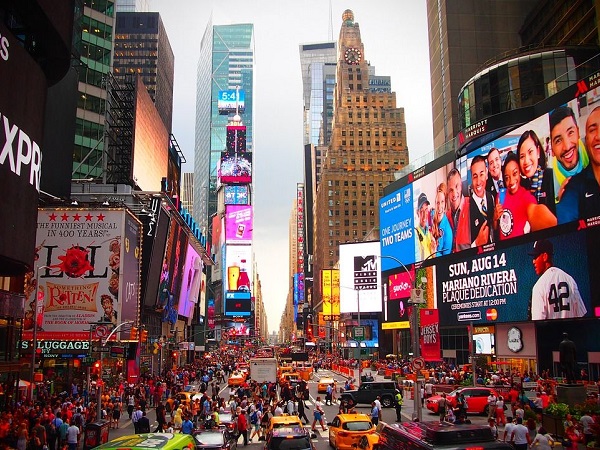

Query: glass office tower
left=194, top=22, right=255, bottom=232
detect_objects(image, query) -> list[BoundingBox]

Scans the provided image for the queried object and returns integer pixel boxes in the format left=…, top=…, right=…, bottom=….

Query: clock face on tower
left=344, top=47, right=362, bottom=65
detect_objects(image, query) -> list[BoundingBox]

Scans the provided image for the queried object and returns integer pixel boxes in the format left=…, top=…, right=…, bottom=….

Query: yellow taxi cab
left=317, top=376, right=335, bottom=394
left=95, top=433, right=196, bottom=450
left=227, top=371, right=246, bottom=387
left=266, top=414, right=303, bottom=435
left=328, top=413, right=375, bottom=450
left=279, top=372, right=301, bottom=387
left=174, top=391, right=196, bottom=407
left=357, top=422, right=385, bottom=450
left=277, top=365, right=294, bottom=379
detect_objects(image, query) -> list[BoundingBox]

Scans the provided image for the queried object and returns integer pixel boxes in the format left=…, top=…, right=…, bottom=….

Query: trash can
left=84, top=421, right=110, bottom=450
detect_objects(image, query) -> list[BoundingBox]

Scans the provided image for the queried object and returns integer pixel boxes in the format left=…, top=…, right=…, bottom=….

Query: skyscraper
left=72, top=0, right=116, bottom=180
left=113, top=12, right=175, bottom=133
left=194, top=21, right=255, bottom=233
left=115, top=0, right=148, bottom=12
left=312, top=10, right=409, bottom=302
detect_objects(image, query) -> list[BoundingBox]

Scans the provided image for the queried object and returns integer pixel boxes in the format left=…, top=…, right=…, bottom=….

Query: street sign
left=92, top=345, right=110, bottom=353
left=354, top=326, right=365, bottom=341
left=323, top=315, right=340, bottom=321
left=412, top=356, right=425, bottom=370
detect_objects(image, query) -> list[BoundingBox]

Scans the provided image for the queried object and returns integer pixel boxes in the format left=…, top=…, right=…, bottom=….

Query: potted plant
left=542, top=402, right=571, bottom=436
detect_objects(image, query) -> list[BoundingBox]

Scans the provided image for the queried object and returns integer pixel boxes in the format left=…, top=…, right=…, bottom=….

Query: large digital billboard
left=133, top=76, right=169, bottom=191
left=224, top=245, right=252, bottom=293
left=224, top=291, right=252, bottom=317
left=339, top=242, right=382, bottom=313
left=157, top=217, right=188, bottom=323
left=218, top=152, right=252, bottom=185
left=435, top=229, right=595, bottom=325
left=218, top=89, right=245, bottom=115
left=23, top=209, right=140, bottom=340
left=177, top=244, right=203, bottom=318
left=224, top=185, right=250, bottom=205
left=225, top=205, right=253, bottom=244
left=226, top=125, right=247, bottom=153
left=322, top=269, right=340, bottom=321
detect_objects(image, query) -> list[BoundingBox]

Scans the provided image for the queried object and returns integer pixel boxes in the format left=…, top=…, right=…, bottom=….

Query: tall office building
left=72, top=0, right=116, bottom=180
left=313, top=10, right=409, bottom=300
left=115, top=0, right=148, bottom=12
left=194, top=22, right=255, bottom=233
left=113, top=12, right=175, bottom=133
left=426, top=0, right=539, bottom=149
left=181, top=172, right=194, bottom=216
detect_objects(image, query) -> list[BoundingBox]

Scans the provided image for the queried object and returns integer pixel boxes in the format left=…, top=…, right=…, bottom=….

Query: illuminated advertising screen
left=224, top=291, right=252, bottom=317
left=339, top=242, right=382, bottom=313
left=121, top=213, right=142, bottom=324
left=133, top=76, right=169, bottom=191
left=379, top=185, right=415, bottom=271
left=297, top=184, right=305, bottom=273
left=218, top=152, right=252, bottom=184
left=435, top=229, right=594, bottom=325
left=218, top=89, right=245, bottom=115
left=321, top=269, right=340, bottom=320
left=225, top=205, right=253, bottom=244
left=177, top=244, right=203, bottom=318
left=224, top=245, right=252, bottom=293
left=23, top=209, right=132, bottom=340
left=224, top=185, right=250, bottom=205
left=293, top=273, right=305, bottom=306
left=0, top=22, right=46, bottom=272
left=223, top=320, right=251, bottom=336
left=344, top=318, right=379, bottom=347
left=226, top=125, right=247, bottom=153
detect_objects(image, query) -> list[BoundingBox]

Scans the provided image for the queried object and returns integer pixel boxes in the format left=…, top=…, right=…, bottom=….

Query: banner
left=420, top=309, right=440, bottom=361
left=322, top=269, right=332, bottom=318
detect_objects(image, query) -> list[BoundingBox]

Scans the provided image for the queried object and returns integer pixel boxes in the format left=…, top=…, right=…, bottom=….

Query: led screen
left=224, top=245, right=252, bottom=293
left=224, top=185, right=250, bottom=205
left=339, top=241, right=382, bottom=313
left=177, top=244, right=203, bottom=318
left=226, top=125, right=247, bottom=153
left=225, top=205, right=253, bottom=244
left=224, top=291, right=252, bottom=317
left=474, top=333, right=494, bottom=354
left=218, top=89, right=245, bottom=115
left=218, top=152, right=252, bottom=184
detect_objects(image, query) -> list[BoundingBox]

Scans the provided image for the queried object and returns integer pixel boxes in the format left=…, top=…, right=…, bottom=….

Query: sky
left=149, top=0, right=434, bottom=334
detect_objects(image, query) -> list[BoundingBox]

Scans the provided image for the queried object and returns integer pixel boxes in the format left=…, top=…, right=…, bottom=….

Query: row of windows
left=345, top=95, right=395, bottom=105
left=342, top=130, right=399, bottom=137
left=78, top=66, right=105, bottom=88
left=82, top=16, right=113, bottom=41
left=78, top=92, right=106, bottom=116
left=346, top=110, right=401, bottom=119
left=80, top=42, right=111, bottom=66
left=84, top=0, right=114, bottom=16
left=328, top=180, right=380, bottom=187
left=328, top=209, right=376, bottom=216
left=327, top=220, right=374, bottom=228
left=340, top=140, right=399, bottom=147
left=328, top=189, right=384, bottom=197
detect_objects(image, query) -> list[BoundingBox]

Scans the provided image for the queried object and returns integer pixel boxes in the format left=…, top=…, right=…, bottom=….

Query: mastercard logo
left=486, top=309, right=498, bottom=321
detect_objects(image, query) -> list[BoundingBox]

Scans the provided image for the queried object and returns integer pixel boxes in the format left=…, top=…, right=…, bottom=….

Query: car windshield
left=195, top=432, right=224, bottom=445
left=274, top=421, right=301, bottom=429
left=269, top=436, right=312, bottom=450
left=448, top=388, right=463, bottom=397
left=343, top=421, right=372, bottom=431
left=220, top=413, right=233, bottom=422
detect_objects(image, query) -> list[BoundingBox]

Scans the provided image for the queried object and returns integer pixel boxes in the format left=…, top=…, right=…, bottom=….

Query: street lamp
left=30, top=265, right=51, bottom=401
left=378, top=251, right=441, bottom=421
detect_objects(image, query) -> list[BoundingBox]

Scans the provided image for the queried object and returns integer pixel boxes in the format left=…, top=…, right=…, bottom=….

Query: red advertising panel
left=420, top=309, right=440, bottom=361
left=297, top=184, right=305, bottom=273
left=225, top=205, right=253, bottom=244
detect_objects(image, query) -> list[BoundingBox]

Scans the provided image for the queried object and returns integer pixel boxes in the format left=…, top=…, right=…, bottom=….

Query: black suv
left=340, top=381, right=397, bottom=408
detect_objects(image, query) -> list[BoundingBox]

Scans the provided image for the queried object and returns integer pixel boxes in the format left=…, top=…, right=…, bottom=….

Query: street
left=103, top=369, right=492, bottom=450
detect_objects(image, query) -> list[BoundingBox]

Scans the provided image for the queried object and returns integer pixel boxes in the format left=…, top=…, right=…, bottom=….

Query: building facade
left=312, top=10, right=409, bottom=313
left=114, top=11, right=175, bottom=133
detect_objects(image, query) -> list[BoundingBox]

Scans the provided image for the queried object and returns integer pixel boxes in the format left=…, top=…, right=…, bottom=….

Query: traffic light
left=129, top=326, right=139, bottom=340
left=140, top=329, right=148, bottom=342
left=93, top=361, right=100, bottom=374
left=172, top=351, right=178, bottom=359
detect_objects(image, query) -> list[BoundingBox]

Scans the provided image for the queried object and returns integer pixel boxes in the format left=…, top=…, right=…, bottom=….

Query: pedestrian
left=394, top=389, right=403, bottom=422
left=127, top=394, right=135, bottom=419
left=131, top=405, right=143, bottom=434
left=496, top=395, right=506, bottom=426
left=325, top=384, right=333, bottom=405
left=510, top=417, right=531, bottom=450
left=181, top=415, right=194, bottom=435
left=66, top=421, right=80, bottom=450
left=236, top=408, right=248, bottom=446
left=437, top=393, right=447, bottom=423
left=311, top=397, right=327, bottom=432
left=137, top=412, right=151, bottom=434
left=370, top=401, right=380, bottom=426
left=154, top=403, right=167, bottom=433
left=487, top=391, right=498, bottom=421
left=297, top=395, right=310, bottom=425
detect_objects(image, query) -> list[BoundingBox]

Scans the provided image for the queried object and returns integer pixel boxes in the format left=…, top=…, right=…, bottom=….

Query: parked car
left=96, top=433, right=196, bottom=450
left=425, top=387, right=501, bottom=415
left=339, top=381, right=398, bottom=408
left=328, top=413, right=375, bottom=450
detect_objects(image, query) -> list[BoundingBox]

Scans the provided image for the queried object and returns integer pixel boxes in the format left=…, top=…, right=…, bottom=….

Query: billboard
left=224, top=291, right=252, bottom=317
left=157, top=217, right=188, bottom=323
left=23, top=209, right=141, bottom=340
left=218, top=89, right=245, bottom=115
left=435, top=229, right=595, bottom=325
left=177, top=244, right=203, bottom=318
left=339, top=242, right=382, bottom=313
left=420, top=309, right=441, bottom=361
left=380, top=73, right=600, bottom=272
left=226, top=125, right=247, bottom=153
left=224, top=245, right=252, bottom=293
left=218, top=151, right=252, bottom=185
left=121, top=213, right=142, bottom=324
left=225, top=205, right=253, bottom=244
left=297, top=184, right=305, bottom=273
left=141, top=199, right=170, bottom=307
left=224, top=185, right=250, bottom=205
left=344, top=318, right=379, bottom=348
left=0, top=22, right=47, bottom=273
left=322, top=269, right=340, bottom=321
left=133, top=76, right=169, bottom=191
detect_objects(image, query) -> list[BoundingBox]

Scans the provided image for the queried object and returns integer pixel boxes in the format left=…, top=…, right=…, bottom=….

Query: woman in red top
left=494, top=152, right=556, bottom=240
